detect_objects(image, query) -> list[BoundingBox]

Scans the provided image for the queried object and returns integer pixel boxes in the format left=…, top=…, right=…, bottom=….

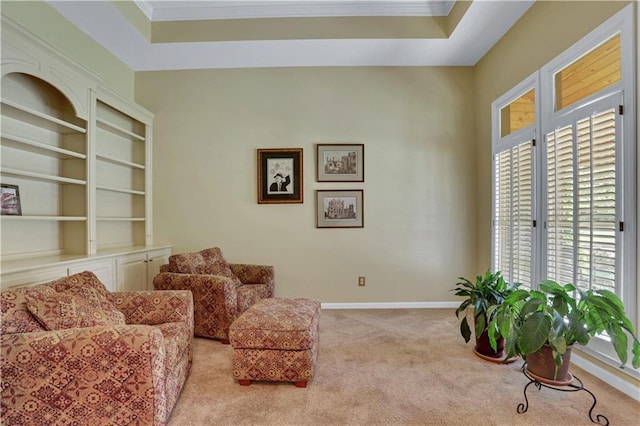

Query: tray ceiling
left=135, top=0, right=457, bottom=20
left=47, top=0, right=535, bottom=70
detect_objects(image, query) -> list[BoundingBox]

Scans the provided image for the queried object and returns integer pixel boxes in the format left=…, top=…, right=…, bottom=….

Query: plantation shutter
left=545, top=100, right=619, bottom=292
left=577, top=108, right=617, bottom=292
left=493, top=140, right=533, bottom=288
left=546, top=125, right=575, bottom=285
left=494, top=151, right=512, bottom=280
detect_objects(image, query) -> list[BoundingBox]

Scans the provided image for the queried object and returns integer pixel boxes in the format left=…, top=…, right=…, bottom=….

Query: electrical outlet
left=358, top=276, right=365, bottom=287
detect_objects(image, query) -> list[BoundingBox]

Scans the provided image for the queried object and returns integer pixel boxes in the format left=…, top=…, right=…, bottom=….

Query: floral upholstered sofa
left=0, top=271, right=194, bottom=425
left=153, top=247, right=274, bottom=343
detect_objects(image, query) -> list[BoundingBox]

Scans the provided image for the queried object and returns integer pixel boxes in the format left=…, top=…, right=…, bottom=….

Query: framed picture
left=316, top=143, right=364, bottom=182
left=316, top=190, right=363, bottom=228
left=257, top=148, right=304, bottom=204
left=1, top=184, right=22, bottom=215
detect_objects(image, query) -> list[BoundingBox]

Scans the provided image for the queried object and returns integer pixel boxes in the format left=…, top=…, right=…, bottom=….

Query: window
left=492, top=7, right=635, bottom=375
left=546, top=102, right=618, bottom=293
left=545, top=123, right=575, bottom=286
left=494, top=141, right=534, bottom=289
left=492, top=77, right=538, bottom=290
left=554, top=35, right=621, bottom=111
left=500, top=89, right=535, bottom=137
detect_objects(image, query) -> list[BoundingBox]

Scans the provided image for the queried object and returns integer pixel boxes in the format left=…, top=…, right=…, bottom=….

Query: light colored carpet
left=168, top=308, right=640, bottom=425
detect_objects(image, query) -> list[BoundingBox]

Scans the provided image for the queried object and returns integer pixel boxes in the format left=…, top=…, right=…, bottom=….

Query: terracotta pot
left=475, top=328, right=505, bottom=358
left=473, top=314, right=504, bottom=359
left=526, top=344, right=573, bottom=383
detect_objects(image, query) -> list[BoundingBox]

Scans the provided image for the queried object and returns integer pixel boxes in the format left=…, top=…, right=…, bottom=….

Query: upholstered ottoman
left=229, top=297, right=320, bottom=387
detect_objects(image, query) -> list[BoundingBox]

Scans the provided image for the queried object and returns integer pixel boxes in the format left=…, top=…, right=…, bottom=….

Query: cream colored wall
left=1, top=0, right=135, bottom=99
left=136, top=67, right=477, bottom=302
left=474, top=0, right=631, bottom=269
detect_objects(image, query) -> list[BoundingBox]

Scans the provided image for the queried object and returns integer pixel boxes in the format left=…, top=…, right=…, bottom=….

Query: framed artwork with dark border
left=316, top=143, right=364, bottom=182
left=1, top=184, right=22, bottom=215
left=257, top=148, right=303, bottom=204
left=316, top=190, right=363, bottom=228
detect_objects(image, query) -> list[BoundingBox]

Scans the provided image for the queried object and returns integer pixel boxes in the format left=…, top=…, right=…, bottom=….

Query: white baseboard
left=320, top=302, right=459, bottom=309
left=571, top=352, right=640, bottom=402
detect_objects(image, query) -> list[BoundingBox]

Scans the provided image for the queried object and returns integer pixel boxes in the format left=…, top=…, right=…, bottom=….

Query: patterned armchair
left=1, top=271, right=194, bottom=426
left=153, top=247, right=275, bottom=343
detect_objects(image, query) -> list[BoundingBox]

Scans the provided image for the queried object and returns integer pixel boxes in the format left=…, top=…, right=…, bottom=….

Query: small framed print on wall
left=316, top=190, right=363, bottom=228
left=316, top=143, right=364, bottom=182
left=257, top=148, right=304, bottom=204
left=1, top=184, right=22, bottom=215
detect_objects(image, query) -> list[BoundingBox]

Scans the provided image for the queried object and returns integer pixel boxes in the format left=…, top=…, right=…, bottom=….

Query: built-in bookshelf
left=93, top=92, right=153, bottom=254
left=1, top=16, right=162, bottom=290
left=1, top=73, right=89, bottom=258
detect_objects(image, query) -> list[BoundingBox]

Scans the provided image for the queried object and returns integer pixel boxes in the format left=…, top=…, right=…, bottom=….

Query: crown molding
left=134, top=0, right=154, bottom=20
left=136, top=1, right=456, bottom=21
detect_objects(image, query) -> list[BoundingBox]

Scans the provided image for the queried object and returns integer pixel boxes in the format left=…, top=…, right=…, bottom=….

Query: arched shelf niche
left=1, top=72, right=89, bottom=260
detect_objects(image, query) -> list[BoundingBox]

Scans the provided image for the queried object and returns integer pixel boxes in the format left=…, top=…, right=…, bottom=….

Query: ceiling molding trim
left=46, top=0, right=534, bottom=71
left=48, top=0, right=150, bottom=70
left=134, top=0, right=154, bottom=20
left=142, top=1, right=456, bottom=21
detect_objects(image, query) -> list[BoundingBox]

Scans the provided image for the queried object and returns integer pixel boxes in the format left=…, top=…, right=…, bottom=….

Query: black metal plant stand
left=518, top=363, right=609, bottom=425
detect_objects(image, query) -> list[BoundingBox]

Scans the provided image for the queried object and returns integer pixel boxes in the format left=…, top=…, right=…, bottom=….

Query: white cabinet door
left=116, top=252, right=147, bottom=292
left=115, top=248, right=171, bottom=292
left=146, top=248, right=170, bottom=290
left=68, top=258, right=116, bottom=292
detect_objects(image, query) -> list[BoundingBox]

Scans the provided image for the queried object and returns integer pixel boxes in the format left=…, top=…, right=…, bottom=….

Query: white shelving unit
left=0, top=16, right=166, bottom=291
left=93, top=90, right=153, bottom=255
left=1, top=73, right=89, bottom=258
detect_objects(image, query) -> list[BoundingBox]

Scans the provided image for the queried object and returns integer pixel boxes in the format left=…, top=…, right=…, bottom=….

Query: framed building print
left=316, top=143, right=364, bottom=182
left=316, top=190, right=363, bottom=228
left=1, top=184, right=22, bottom=215
left=257, top=148, right=303, bottom=204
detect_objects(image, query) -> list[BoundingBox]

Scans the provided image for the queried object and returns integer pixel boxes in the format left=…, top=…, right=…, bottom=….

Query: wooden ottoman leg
left=239, top=380, right=252, bottom=386
left=294, top=381, right=307, bottom=388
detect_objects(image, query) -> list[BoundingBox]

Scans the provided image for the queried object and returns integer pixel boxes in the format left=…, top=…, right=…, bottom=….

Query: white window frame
left=491, top=5, right=637, bottom=378
left=491, top=73, right=540, bottom=288
left=637, top=3, right=640, bottom=363
left=540, top=8, right=636, bottom=372
left=543, top=94, right=622, bottom=292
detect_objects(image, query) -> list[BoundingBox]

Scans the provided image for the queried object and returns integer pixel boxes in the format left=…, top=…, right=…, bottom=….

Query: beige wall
left=474, top=0, right=631, bottom=268
left=136, top=67, right=477, bottom=302
left=1, top=0, right=135, bottom=99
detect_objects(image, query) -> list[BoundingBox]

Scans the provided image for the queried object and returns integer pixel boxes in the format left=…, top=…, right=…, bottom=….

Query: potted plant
left=453, top=269, right=519, bottom=361
left=487, top=279, right=640, bottom=383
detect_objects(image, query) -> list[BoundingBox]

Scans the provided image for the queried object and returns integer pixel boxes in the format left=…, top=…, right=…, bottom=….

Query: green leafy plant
left=453, top=269, right=517, bottom=344
left=487, top=279, right=640, bottom=377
